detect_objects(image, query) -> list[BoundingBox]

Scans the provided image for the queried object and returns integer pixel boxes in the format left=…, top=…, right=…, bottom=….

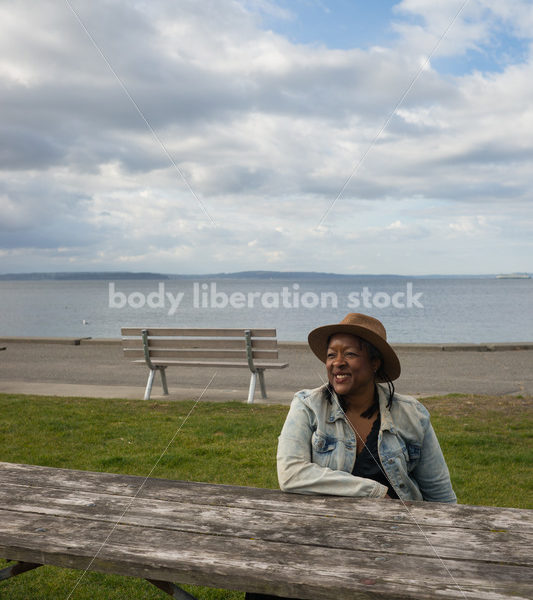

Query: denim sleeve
left=413, top=417, right=457, bottom=503
left=277, top=397, right=388, bottom=498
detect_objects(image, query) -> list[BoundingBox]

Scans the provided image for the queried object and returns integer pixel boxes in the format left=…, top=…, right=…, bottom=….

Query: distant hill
left=0, top=271, right=170, bottom=281
left=166, top=271, right=409, bottom=280
left=0, top=270, right=513, bottom=280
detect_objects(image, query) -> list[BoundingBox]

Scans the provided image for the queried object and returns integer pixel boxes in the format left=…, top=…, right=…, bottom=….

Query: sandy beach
left=0, top=338, right=532, bottom=403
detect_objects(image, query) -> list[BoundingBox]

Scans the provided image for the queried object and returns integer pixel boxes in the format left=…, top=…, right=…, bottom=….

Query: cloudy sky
left=1, top=0, right=532, bottom=275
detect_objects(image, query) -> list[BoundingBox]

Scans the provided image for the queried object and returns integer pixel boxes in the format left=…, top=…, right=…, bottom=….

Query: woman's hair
left=360, top=337, right=395, bottom=413
left=326, top=335, right=395, bottom=418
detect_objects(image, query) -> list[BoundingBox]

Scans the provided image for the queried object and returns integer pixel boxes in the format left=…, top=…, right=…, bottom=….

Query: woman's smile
left=332, top=372, right=351, bottom=386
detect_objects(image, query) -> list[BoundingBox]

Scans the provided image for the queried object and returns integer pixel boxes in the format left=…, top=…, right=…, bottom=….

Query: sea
left=0, top=276, right=532, bottom=343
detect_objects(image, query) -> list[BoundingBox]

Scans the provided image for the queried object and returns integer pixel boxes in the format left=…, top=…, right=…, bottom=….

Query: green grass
left=0, top=395, right=288, bottom=488
left=0, top=392, right=531, bottom=599
left=422, top=394, right=532, bottom=509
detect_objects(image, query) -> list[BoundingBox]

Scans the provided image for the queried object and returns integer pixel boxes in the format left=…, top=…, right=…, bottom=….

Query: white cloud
left=387, top=220, right=406, bottom=230
left=0, top=0, right=531, bottom=275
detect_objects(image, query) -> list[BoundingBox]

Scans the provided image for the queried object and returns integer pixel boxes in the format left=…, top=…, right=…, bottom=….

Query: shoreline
left=1, top=336, right=532, bottom=352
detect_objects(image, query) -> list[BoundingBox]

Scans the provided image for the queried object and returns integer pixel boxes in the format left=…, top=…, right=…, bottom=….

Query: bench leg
left=247, top=372, right=257, bottom=404
left=144, top=369, right=156, bottom=400
left=147, top=579, right=198, bottom=599
left=145, top=367, right=169, bottom=400
left=257, top=369, right=267, bottom=399
left=159, top=366, right=169, bottom=395
left=0, top=561, right=42, bottom=581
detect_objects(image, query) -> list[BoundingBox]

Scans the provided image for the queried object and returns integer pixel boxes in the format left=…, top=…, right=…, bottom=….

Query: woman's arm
left=277, top=397, right=388, bottom=498
left=413, top=420, right=457, bottom=503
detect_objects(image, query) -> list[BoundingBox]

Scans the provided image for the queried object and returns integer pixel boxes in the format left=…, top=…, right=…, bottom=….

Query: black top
left=351, top=413, right=399, bottom=499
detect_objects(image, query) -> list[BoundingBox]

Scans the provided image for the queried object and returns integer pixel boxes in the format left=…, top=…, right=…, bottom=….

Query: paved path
left=0, top=339, right=531, bottom=403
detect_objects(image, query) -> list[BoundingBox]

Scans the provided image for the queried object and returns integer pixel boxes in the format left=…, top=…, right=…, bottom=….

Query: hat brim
left=308, top=323, right=401, bottom=381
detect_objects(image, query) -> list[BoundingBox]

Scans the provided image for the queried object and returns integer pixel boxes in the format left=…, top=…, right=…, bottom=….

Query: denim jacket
left=277, top=383, right=456, bottom=503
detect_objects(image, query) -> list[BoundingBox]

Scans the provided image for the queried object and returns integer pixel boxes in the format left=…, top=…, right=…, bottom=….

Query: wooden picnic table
left=0, top=462, right=531, bottom=599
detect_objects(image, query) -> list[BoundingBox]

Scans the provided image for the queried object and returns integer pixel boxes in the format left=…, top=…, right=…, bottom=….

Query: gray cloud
left=0, top=0, right=532, bottom=275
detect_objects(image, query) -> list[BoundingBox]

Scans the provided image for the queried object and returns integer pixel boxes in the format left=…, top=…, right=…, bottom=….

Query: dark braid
left=360, top=338, right=395, bottom=411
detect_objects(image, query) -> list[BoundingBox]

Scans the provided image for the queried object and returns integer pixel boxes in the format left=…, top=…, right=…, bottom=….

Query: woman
left=278, top=312, right=456, bottom=501
left=246, top=313, right=455, bottom=600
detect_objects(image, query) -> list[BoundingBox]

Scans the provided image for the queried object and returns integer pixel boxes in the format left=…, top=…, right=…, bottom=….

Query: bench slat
left=124, top=349, right=279, bottom=360
left=122, top=338, right=278, bottom=350
left=1, top=463, right=530, bottom=533
left=4, top=507, right=529, bottom=600
left=121, top=327, right=277, bottom=337
left=0, top=482, right=530, bottom=566
left=132, top=359, right=288, bottom=369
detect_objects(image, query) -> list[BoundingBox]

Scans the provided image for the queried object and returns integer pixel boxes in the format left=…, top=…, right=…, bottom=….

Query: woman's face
left=326, top=333, right=380, bottom=399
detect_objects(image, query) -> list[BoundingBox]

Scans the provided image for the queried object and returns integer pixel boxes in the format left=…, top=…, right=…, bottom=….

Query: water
left=0, top=277, right=532, bottom=343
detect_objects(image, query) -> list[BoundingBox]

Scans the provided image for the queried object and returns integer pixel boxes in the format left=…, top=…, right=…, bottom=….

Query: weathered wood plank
left=131, top=358, right=250, bottom=368
left=1, top=464, right=531, bottom=599
left=0, top=509, right=530, bottom=600
left=0, top=483, right=529, bottom=566
left=123, top=349, right=279, bottom=360
left=121, top=328, right=277, bottom=337
left=0, top=463, right=530, bottom=533
left=126, top=349, right=248, bottom=359
left=123, top=339, right=278, bottom=350
left=130, top=359, right=288, bottom=369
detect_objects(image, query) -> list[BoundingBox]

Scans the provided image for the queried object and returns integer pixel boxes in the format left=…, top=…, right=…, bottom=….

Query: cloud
left=0, top=0, right=532, bottom=275
left=447, top=214, right=499, bottom=236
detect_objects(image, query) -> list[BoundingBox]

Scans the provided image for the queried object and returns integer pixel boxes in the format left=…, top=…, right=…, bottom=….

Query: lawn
left=0, top=392, right=531, bottom=599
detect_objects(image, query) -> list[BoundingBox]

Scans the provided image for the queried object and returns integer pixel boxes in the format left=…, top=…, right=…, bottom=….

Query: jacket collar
left=322, top=385, right=346, bottom=423
left=323, top=383, right=396, bottom=431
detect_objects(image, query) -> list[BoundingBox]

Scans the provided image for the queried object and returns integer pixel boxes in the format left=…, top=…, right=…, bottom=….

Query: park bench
left=121, top=327, right=288, bottom=402
left=0, top=462, right=531, bottom=599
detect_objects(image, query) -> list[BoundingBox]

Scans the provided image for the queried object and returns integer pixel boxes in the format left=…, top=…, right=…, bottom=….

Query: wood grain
left=0, top=463, right=531, bottom=599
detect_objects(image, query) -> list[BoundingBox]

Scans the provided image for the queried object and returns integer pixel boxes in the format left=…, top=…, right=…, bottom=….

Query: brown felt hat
left=308, top=313, right=401, bottom=381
